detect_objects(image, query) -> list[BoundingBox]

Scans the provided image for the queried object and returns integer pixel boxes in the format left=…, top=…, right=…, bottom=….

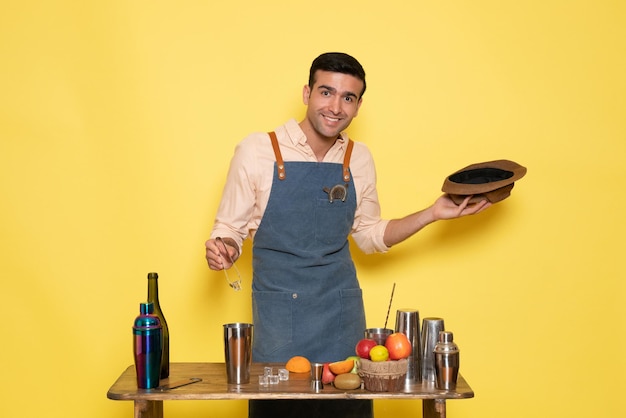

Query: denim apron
left=249, top=132, right=372, bottom=418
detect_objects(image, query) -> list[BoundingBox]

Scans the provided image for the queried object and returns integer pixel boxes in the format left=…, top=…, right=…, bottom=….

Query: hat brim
left=442, top=159, right=527, bottom=204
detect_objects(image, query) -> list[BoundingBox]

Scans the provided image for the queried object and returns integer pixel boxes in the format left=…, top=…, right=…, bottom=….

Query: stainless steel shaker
left=434, top=331, right=459, bottom=390
left=223, top=323, right=253, bottom=384
left=421, top=317, right=445, bottom=383
left=395, top=309, right=421, bottom=383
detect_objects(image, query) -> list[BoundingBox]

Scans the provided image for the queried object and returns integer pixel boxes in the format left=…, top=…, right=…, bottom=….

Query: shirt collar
left=284, top=118, right=348, bottom=148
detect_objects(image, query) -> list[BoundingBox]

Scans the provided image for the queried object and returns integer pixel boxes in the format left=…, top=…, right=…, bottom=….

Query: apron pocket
left=252, top=291, right=293, bottom=360
left=315, top=199, right=352, bottom=245
left=338, top=288, right=367, bottom=354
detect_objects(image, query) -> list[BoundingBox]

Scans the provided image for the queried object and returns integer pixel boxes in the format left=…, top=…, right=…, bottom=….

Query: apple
left=369, top=345, right=389, bottom=362
left=385, top=332, right=412, bottom=360
left=355, top=338, right=377, bottom=359
left=322, top=362, right=335, bottom=384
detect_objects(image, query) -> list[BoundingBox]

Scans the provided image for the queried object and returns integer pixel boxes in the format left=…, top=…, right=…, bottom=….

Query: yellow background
left=1, top=1, right=624, bottom=417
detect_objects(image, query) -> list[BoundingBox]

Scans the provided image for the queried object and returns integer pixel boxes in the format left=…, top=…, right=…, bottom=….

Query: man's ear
left=302, top=84, right=311, bottom=105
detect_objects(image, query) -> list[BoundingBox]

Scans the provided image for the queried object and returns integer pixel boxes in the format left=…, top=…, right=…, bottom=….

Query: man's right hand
left=205, top=237, right=239, bottom=271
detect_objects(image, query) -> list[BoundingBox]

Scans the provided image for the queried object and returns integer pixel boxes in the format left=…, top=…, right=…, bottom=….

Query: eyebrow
left=317, top=84, right=359, bottom=100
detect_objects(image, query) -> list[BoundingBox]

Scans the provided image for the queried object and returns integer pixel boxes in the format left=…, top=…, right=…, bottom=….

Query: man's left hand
left=432, top=194, right=492, bottom=220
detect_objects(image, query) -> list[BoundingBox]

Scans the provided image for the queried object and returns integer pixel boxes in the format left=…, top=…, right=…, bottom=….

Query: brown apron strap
left=268, top=132, right=353, bottom=183
left=343, top=139, right=354, bottom=182
left=268, top=131, right=286, bottom=180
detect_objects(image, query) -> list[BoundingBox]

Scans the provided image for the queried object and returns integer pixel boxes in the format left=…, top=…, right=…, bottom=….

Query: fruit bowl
left=357, top=358, right=408, bottom=392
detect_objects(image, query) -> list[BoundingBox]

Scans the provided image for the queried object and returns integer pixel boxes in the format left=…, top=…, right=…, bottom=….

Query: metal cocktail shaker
left=133, top=302, right=163, bottom=389
left=434, top=331, right=459, bottom=390
left=421, top=317, right=445, bottom=383
left=223, top=323, right=253, bottom=384
left=395, top=309, right=421, bottom=383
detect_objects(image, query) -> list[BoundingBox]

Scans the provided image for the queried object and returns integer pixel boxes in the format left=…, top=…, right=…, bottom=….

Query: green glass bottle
left=147, top=272, right=169, bottom=378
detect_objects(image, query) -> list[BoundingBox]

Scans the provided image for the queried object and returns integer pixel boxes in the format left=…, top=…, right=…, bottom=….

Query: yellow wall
left=1, top=1, right=624, bottom=417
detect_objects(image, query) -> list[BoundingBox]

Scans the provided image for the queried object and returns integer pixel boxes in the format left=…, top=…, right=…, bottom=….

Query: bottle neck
left=148, top=278, right=159, bottom=304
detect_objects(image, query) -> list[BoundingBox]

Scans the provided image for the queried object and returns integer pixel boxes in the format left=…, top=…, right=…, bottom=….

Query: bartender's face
left=302, top=70, right=363, bottom=141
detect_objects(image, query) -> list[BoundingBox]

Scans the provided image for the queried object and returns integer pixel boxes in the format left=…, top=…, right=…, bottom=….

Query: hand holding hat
left=442, top=159, right=527, bottom=205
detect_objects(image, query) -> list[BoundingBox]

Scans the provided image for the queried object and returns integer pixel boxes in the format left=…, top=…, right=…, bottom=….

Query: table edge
left=107, top=363, right=474, bottom=401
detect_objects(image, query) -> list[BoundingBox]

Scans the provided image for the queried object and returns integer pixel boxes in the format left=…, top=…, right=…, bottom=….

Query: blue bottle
left=133, top=302, right=162, bottom=389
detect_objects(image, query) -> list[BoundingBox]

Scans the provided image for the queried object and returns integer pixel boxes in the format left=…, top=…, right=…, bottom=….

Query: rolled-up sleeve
left=350, top=143, right=391, bottom=254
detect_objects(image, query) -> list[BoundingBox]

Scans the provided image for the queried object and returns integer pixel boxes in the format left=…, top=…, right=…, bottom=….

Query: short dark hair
left=308, top=52, right=366, bottom=98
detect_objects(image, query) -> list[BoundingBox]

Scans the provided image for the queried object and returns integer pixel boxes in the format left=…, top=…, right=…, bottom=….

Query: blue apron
left=251, top=132, right=366, bottom=364
left=248, top=132, right=373, bottom=418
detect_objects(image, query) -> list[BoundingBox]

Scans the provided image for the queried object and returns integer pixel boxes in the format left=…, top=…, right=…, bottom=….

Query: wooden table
left=107, top=362, right=474, bottom=418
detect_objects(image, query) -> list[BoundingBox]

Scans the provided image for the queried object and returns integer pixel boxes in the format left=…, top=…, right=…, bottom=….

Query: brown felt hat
left=442, top=159, right=527, bottom=204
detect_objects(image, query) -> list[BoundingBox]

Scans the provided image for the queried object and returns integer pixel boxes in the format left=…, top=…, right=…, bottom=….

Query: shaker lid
left=439, top=331, right=454, bottom=343
left=134, top=302, right=161, bottom=330
left=140, top=302, right=154, bottom=315
left=434, top=331, right=459, bottom=353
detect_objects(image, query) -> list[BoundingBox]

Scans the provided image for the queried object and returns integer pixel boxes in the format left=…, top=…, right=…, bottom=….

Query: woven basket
left=358, top=358, right=408, bottom=392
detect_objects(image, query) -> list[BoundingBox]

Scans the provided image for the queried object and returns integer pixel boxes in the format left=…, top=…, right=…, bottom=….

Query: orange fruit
left=328, top=358, right=354, bottom=375
left=285, top=356, right=311, bottom=373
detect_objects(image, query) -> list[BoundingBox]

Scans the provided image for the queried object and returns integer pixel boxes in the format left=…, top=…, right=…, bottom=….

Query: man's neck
left=299, top=121, right=338, bottom=162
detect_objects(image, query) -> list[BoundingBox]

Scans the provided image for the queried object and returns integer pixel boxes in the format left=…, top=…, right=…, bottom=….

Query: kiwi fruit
left=333, top=373, right=362, bottom=390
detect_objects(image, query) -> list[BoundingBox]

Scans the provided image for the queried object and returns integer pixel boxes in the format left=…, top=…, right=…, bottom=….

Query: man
left=205, top=52, right=490, bottom=417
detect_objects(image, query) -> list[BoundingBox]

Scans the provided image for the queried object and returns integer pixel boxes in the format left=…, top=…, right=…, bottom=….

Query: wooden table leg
left=134, top=400, right=163, bottom=418
left=423, top=399, right=446, bottom=418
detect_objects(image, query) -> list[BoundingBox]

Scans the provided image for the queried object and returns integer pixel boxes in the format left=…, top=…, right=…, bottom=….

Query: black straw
left=383, top=283, right=396, bottom=330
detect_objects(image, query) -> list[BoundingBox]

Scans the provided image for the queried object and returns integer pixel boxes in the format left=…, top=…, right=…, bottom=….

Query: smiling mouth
left=323, top=115, right=342, bottom=122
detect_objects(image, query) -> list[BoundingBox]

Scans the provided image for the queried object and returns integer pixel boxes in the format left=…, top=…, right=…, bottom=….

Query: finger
left=205, top=240, right=227, bottom=270
left=207, top=260, right=222, bottom=271
left=206, top=252, right=224, bottom=270
left=452, top=195, right=471, bottom=216
left=475, top=200, right=492, bottom=213
left=208, top=239, right=232, bottom=261
left=459, top=195, right=472, bottom=208
left=215, top=238, right=231, bottom=259
left=464, top=199, right=490, bottom=214
left=205, top=240, right=221, bottom=256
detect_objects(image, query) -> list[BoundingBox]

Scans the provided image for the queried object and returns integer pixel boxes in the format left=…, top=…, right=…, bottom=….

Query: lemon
left=369, top=345, right=389, bottom=362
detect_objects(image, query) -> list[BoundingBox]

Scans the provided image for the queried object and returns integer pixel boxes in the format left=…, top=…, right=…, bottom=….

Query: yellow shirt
left=211, top=119, right=390, bottom=255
